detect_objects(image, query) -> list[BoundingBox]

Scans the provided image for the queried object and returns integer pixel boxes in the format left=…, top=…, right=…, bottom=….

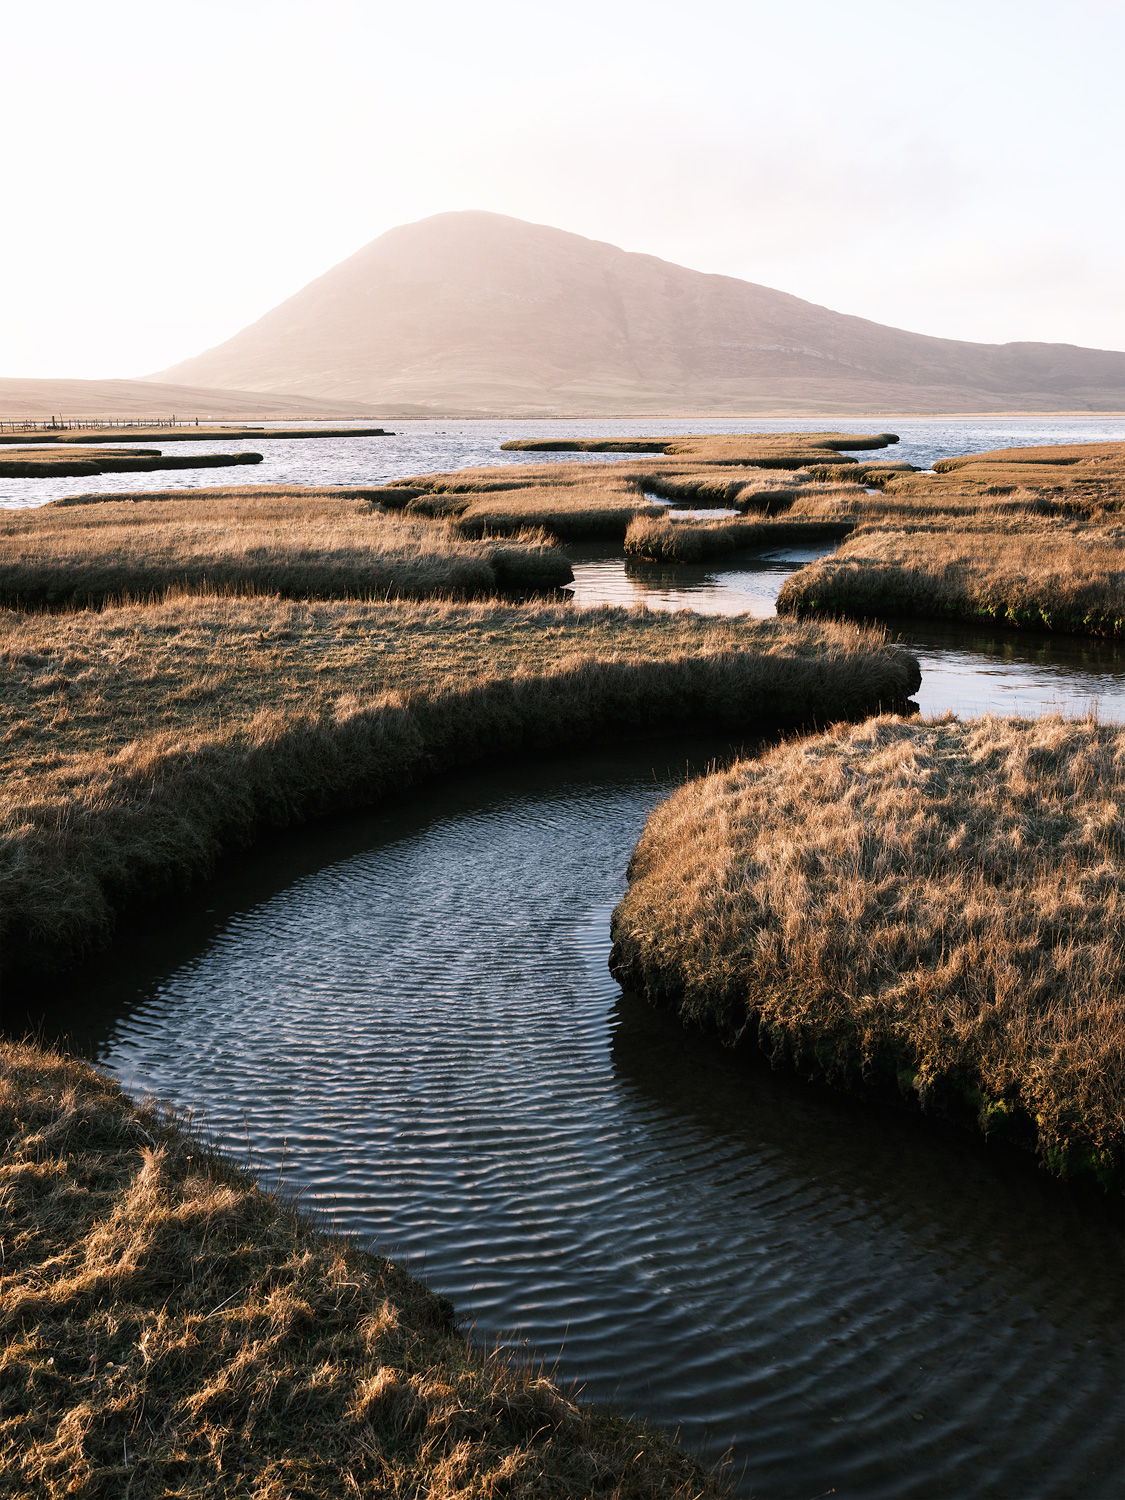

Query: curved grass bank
left=0, top=448, right=264, bottom=479
left=609, top=715, right=1125, bottom=1188
left=625, top=514, right=855, bottom=564
left=776, top=523, right=1125, bottom=637
left=0, top=597, right=919, bottom=982
left=0, top=1038, right=723, bottom=1499
left=0, top=491, right=571, bottom=607
left=499, top=433, right=899, bottom=460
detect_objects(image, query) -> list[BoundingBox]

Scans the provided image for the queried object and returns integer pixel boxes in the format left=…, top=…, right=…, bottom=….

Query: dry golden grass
left=777, top=522, right=1125, bottom=636
left=0, top=448, right=263, bottom=478
left=500, top=433, right=900, bottom=461
left=395, top=454, right=876, bottom=541
left=610, top=713, right=1125, bottom=1186
left=453, top=485, right=665, bottom=540
left=0, top=1037, right=725, bottom=1499
left=624, top=513, right=855, bottom=563
left=0, top=594, right=920, bottom=978
left=387, top=438, right=1123, bottom=555
left=384, top=471, right=664, bottom=538
left=879, top=441, right=1125, bottom=520
left=0, top=490, right=571, bottom=606
left=53, top=484, right=422, bottom=509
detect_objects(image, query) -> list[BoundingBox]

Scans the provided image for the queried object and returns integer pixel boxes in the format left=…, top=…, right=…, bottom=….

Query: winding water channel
left=11, top=419, right=1125, bottom=1498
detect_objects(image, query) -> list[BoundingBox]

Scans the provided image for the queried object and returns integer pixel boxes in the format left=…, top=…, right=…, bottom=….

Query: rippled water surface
left=29, top=742, right=1124, bottom=1500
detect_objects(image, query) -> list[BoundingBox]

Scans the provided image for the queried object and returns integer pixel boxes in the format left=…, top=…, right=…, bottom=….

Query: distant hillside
left=152, top=212, right=1125, bottom=416
left=0, top=378, right=382, bottom=423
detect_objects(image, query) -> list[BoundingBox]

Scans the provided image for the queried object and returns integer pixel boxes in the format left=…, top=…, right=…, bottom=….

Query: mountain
left=151, top=211, right=1125, bottom=415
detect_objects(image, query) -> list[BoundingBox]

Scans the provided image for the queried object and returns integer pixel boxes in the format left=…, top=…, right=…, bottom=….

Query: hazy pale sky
left=4, top=0, right=1122, bottom=378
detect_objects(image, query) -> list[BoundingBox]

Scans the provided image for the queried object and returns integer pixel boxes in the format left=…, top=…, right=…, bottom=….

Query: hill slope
left=0, top=377, right=381, bottom=423
left=154, top=212, right=1125, bottom=415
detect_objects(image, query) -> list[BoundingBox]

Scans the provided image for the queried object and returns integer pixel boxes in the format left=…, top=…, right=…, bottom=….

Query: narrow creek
left=20, top=544, right=1125, bottom=1499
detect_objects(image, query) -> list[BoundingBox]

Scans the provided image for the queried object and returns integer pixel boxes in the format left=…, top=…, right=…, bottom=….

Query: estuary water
left=12, top=417, right=1125, bottom=1498
left=2, top=413, right=1125, bottom=509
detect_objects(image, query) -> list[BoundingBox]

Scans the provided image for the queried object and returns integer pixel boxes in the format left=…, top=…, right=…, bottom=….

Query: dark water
left=27, top=741, right=1124, bottom=1500
left=3, top=413, right=1124, bottom=509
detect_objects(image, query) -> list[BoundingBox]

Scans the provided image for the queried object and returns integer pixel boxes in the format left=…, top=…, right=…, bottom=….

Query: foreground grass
left=776, top=522, right=1125, bottom=636
left=0, top=490, right=571, bottom=606
left=0, top=1038, right=725, bottom=1499
left=0, top=594, right=919, bottom=978
left=610, top=714, right=1125, bottom=1187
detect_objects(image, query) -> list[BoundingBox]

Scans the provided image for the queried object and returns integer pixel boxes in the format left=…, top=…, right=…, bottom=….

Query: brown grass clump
left=880, top=441, right=1125, bottom=520
left=453, top=484, right=665, bottom=540
left=53, top=484, right=422, bottom=509
left=500, top=433, right=899, bottom=461
left=0, top=594, right=919, bottom=979
left=624, top=514, right=855, bottom=564
left=0, top=490, right=572, bottom=606
left=777, top=521, right=1125, bottom=636
left=0, top=1037, right=725, bottom=1499
left=0, top=448, right=263, bottom=478
left=384, top=471, right=664, bottom=538
left=610, top=714, right=1125, bottom=1186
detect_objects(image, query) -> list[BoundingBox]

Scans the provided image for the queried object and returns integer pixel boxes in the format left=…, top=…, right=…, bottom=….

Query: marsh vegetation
left=0, top=591, right=916, bottom=978
left=0, top=446, right=264, bottom=478
left=777, top=521, right=1125, bottom=636
left=0, top=489, right=571, bottom=606
left=610, top=713, right=1125, bottom=1186
left=0, top=1038, right=722, bottom=1499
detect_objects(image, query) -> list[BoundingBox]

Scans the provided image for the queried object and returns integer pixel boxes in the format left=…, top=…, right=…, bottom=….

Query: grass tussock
left=53, top=484, right=422, bottom=509
left=387, top=473, right=664, bottom=538
left=624, top=514, right=855, bottom=563
left=777, top=522, right=1125, bottom=636
left=0, top=1038, right=724, bottom=1499
left=0, top=594, right=919, bottom=979
left=609, top=714, right=1125, bottom=1186
left=0, top=490, right=572, bottom=607
left=880, top=441, right=1125, bottom=520
left=0, top=448, right=263, bottom=479
left=500, top=433, right=899, bottom=460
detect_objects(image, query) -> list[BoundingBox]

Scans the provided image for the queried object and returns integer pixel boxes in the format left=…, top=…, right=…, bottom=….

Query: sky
left=3, top=0, right=1123, bottom=378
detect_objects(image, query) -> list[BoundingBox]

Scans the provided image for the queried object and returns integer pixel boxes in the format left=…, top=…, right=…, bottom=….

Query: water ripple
left=29, top=741, right=1121, bottom=1500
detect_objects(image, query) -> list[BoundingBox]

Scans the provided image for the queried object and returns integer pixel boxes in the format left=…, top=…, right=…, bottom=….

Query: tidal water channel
left=10, top=418, right=1125, bottom=1498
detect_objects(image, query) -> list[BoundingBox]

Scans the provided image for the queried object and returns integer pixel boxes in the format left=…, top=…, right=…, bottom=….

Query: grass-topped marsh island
left=0, top=487, right=572, bottom=606
left=610, top=713, right=1125, bottom=1187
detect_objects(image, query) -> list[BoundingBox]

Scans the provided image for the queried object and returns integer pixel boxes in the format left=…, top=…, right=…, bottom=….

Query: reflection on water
left=568, top=543, right=1125, bottom=721
left=23, top=742, right=1123, bottom=1500
left=899, top=619, right=1125, bottom=720
left=567, top=541, right=835, bottom=617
